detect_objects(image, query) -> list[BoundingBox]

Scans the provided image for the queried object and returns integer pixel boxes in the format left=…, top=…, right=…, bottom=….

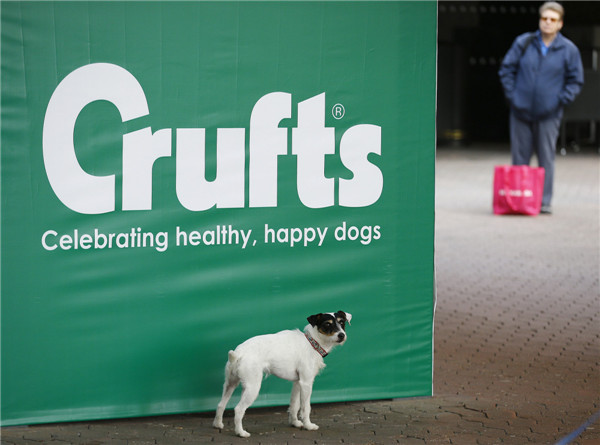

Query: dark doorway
left=437, top=1, right=600, bottom=149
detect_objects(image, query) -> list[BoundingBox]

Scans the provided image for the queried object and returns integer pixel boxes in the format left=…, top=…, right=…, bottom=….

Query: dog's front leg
left=288, top=382, right=303, bottom=428
left=298, top=379, right=318, bottom=431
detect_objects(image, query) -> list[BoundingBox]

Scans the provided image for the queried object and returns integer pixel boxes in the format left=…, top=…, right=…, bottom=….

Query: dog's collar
left=304, top=332, right=328, bottom=358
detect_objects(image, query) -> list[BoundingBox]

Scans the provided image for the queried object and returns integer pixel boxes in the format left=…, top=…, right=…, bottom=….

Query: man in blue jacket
left=499, top=1, right=584, bottom=214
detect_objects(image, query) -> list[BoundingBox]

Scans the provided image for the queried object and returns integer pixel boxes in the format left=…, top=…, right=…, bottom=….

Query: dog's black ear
left=336, top=311, right=352, bottom=325
left=307, top=313, right=321, bottom=326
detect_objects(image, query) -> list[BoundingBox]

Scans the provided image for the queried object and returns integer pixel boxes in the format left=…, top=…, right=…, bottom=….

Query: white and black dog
left=213, top=311, right=351, bottom=437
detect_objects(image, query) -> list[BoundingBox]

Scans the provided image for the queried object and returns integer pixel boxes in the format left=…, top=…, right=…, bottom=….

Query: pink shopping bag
left=493, top=165, right=545, bottom=215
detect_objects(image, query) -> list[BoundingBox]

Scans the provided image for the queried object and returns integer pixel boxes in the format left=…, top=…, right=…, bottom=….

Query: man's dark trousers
left=510, top=110, right=561, bottom=207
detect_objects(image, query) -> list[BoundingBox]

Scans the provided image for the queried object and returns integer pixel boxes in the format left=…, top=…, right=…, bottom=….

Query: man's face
left=539, top=9, right=563, bottom=37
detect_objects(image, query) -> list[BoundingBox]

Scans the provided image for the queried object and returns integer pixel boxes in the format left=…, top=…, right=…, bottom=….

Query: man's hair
left=539, top=2, right=564, bottom=20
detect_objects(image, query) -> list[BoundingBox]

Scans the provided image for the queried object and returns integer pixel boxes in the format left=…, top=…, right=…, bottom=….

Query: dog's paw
left=212, top=420, right=224, bottom=430
left=303, top=422, right=319, bottom=431
left=290, top=419, right=303, bottom=428
left=236, top=429, right=251, bottom=438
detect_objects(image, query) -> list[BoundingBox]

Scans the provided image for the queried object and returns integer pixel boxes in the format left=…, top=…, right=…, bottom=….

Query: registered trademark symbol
left=332, top=103, right=345, bottom=120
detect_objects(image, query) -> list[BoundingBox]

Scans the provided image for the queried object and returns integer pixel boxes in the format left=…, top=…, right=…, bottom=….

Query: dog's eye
left=321, top=320, right=335, bottom=332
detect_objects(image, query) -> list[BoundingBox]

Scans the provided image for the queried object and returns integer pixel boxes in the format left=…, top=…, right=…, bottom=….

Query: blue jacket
left=499, top=31, right=584, bottom=122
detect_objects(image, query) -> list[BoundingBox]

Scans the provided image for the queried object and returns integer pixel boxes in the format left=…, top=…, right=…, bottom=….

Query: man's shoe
left=540, top=205, right=552, bottom=214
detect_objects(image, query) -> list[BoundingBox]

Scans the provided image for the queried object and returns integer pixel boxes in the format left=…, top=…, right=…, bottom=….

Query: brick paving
left=2, top=147, right=599, bottom=444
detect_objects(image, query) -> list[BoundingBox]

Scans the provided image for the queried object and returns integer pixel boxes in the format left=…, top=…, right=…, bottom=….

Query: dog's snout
left=337, top=332, right=346, bottom=341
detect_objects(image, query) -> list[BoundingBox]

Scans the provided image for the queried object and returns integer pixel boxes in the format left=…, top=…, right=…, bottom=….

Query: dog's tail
left=228, top=350, right=237, bottom=363
left=224, top=350, right=239, bottom=382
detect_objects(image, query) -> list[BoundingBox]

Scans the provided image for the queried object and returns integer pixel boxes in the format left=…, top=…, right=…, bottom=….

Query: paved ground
left=2, top=146, right=599, bottom=444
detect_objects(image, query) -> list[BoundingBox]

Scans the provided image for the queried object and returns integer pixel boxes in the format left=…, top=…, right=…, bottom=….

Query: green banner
left=1, top=1, right=436, bottom=426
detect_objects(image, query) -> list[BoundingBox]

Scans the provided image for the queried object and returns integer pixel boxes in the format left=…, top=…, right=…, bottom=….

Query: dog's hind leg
left=288, top=382, right=303, bottom=428
left=233, top=376, right=262, bottom=438
left=213, top=353, right=239, bottom=430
